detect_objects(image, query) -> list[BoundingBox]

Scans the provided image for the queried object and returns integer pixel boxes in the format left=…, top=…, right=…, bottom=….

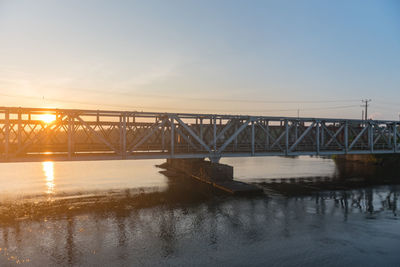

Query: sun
left=39, top=114, right=57, bottom=124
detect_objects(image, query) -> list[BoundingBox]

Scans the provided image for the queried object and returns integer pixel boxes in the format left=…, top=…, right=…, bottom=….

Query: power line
left=59, top=88, right=362, bottom=104
left=373, top=105, right=400, bottom=111
left=0, top=92, right=361, bottom=114
left=374, top=100, right=400, bottom=107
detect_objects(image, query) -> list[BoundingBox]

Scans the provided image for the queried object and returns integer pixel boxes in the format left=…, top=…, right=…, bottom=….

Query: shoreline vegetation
left=333, top=154, right=400, bottom=166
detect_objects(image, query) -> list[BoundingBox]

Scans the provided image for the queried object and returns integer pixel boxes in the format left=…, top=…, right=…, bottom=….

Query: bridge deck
left=1, top=107, right=399, bottom=162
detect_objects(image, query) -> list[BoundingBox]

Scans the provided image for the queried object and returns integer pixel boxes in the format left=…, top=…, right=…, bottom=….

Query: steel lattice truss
left=0, top=107, right=399, bottom=162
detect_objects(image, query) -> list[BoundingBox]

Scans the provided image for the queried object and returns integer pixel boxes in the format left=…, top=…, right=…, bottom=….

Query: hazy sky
left=1, top=0, right=400, bottom=119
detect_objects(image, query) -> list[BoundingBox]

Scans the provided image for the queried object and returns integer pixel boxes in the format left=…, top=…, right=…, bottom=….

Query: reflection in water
left=0, top=160, right=168, bottom=200
left=0, top=179, right=399, bottom=266
left=0, top=157, right=400, bottom=265
left=42, top=161, right=55, bottom=194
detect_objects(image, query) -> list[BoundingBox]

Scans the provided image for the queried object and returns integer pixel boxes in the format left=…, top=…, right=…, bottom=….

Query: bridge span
left=1, top=106, right=399, bottom=163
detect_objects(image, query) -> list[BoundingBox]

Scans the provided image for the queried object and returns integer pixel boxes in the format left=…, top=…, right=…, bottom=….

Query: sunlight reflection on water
left=0, top=160, right=168, bottom=201
left=0, top=157, right=399, bottom=266
left=0, top=157, right=336, bottom=201
left=42, top=162, right=55, bottom=195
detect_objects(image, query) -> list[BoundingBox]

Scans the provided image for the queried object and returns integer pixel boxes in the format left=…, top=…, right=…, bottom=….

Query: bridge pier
left=162, top=158, right=262, bottom=195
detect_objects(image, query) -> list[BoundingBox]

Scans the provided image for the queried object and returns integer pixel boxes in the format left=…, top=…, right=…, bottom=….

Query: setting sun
left=39, top=114, right=57, bottom=124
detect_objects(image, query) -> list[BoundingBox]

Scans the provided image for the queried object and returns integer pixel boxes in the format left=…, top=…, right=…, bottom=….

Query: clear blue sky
left=1, top=0, right=399, bottom=119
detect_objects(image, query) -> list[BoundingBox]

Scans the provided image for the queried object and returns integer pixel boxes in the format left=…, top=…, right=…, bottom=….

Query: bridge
left=1, top=106, right=399, bottom=163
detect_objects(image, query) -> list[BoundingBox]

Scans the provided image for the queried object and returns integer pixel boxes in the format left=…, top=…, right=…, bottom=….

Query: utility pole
left=361, top=99, right=371, bottom=121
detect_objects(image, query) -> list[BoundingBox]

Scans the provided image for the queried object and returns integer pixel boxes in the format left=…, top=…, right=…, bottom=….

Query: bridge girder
left=0, top=107, right=399, bottom=162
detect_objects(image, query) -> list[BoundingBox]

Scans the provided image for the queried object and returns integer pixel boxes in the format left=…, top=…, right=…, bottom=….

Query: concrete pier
left=161, top=159, right=262, bottom=195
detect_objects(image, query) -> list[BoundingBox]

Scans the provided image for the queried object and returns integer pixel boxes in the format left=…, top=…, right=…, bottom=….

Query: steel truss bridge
left=1, top=107, right=400, bottom=163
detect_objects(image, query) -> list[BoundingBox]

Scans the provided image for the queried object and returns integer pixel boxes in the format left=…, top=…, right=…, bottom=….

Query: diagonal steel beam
left=373, top=125, right=390, bottom=146
left=253, top=120, right=270, bottom=149
left=217, top=119, right=251, bottom=154
left=11, top=115, right=68, bottom=156
left=297, top=123, right=316, bottom=145
left=271, top=131, right=285, bottom=150
left=129, top=118, right=167, bottom=153
left=175, top=126, right=200, bottom=150
left=256, top=120, right=279, bottom=146
left=174, top=116, right=211, bottom=153
left=349, top=126, right=368, bottom=147
left=271, top=125, right=291, bottom=151
left=208, top=119, right=234, bottom=147
left=75, top=115, right=118, bottom=152
left=394, top=123, right=398, bottom=152
left=348, top=125, right=369, bottom=151
left=323, top=124, right=344, bottom=148
left=289, top=122, right=315, bottom=152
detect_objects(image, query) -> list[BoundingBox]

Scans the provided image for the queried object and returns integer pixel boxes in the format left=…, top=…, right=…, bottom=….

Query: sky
left=1, top=0, right=400, bottom=119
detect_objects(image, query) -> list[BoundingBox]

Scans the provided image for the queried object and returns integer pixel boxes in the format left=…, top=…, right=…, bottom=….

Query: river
left=0, top=156, right=399, bottom=266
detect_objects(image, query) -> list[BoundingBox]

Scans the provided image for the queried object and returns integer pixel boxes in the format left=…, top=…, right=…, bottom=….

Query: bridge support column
left=166, top=158, right=233, bottom=182
left=161, top=158, right=262, bottom=195
left=209, top=155, right=221, bottom=164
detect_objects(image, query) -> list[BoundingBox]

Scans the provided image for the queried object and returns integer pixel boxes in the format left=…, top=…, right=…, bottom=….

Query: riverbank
left=334, top=154, right=400, bottom=166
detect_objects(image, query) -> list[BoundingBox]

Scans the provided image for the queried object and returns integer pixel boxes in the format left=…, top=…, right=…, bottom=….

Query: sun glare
left=42, top=161, right=55, bottom=194
left=39, top=114, right=57, bottom=124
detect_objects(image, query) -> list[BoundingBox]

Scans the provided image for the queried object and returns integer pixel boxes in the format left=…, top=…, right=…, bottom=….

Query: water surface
left=0, top=156, right=399, bottom=266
